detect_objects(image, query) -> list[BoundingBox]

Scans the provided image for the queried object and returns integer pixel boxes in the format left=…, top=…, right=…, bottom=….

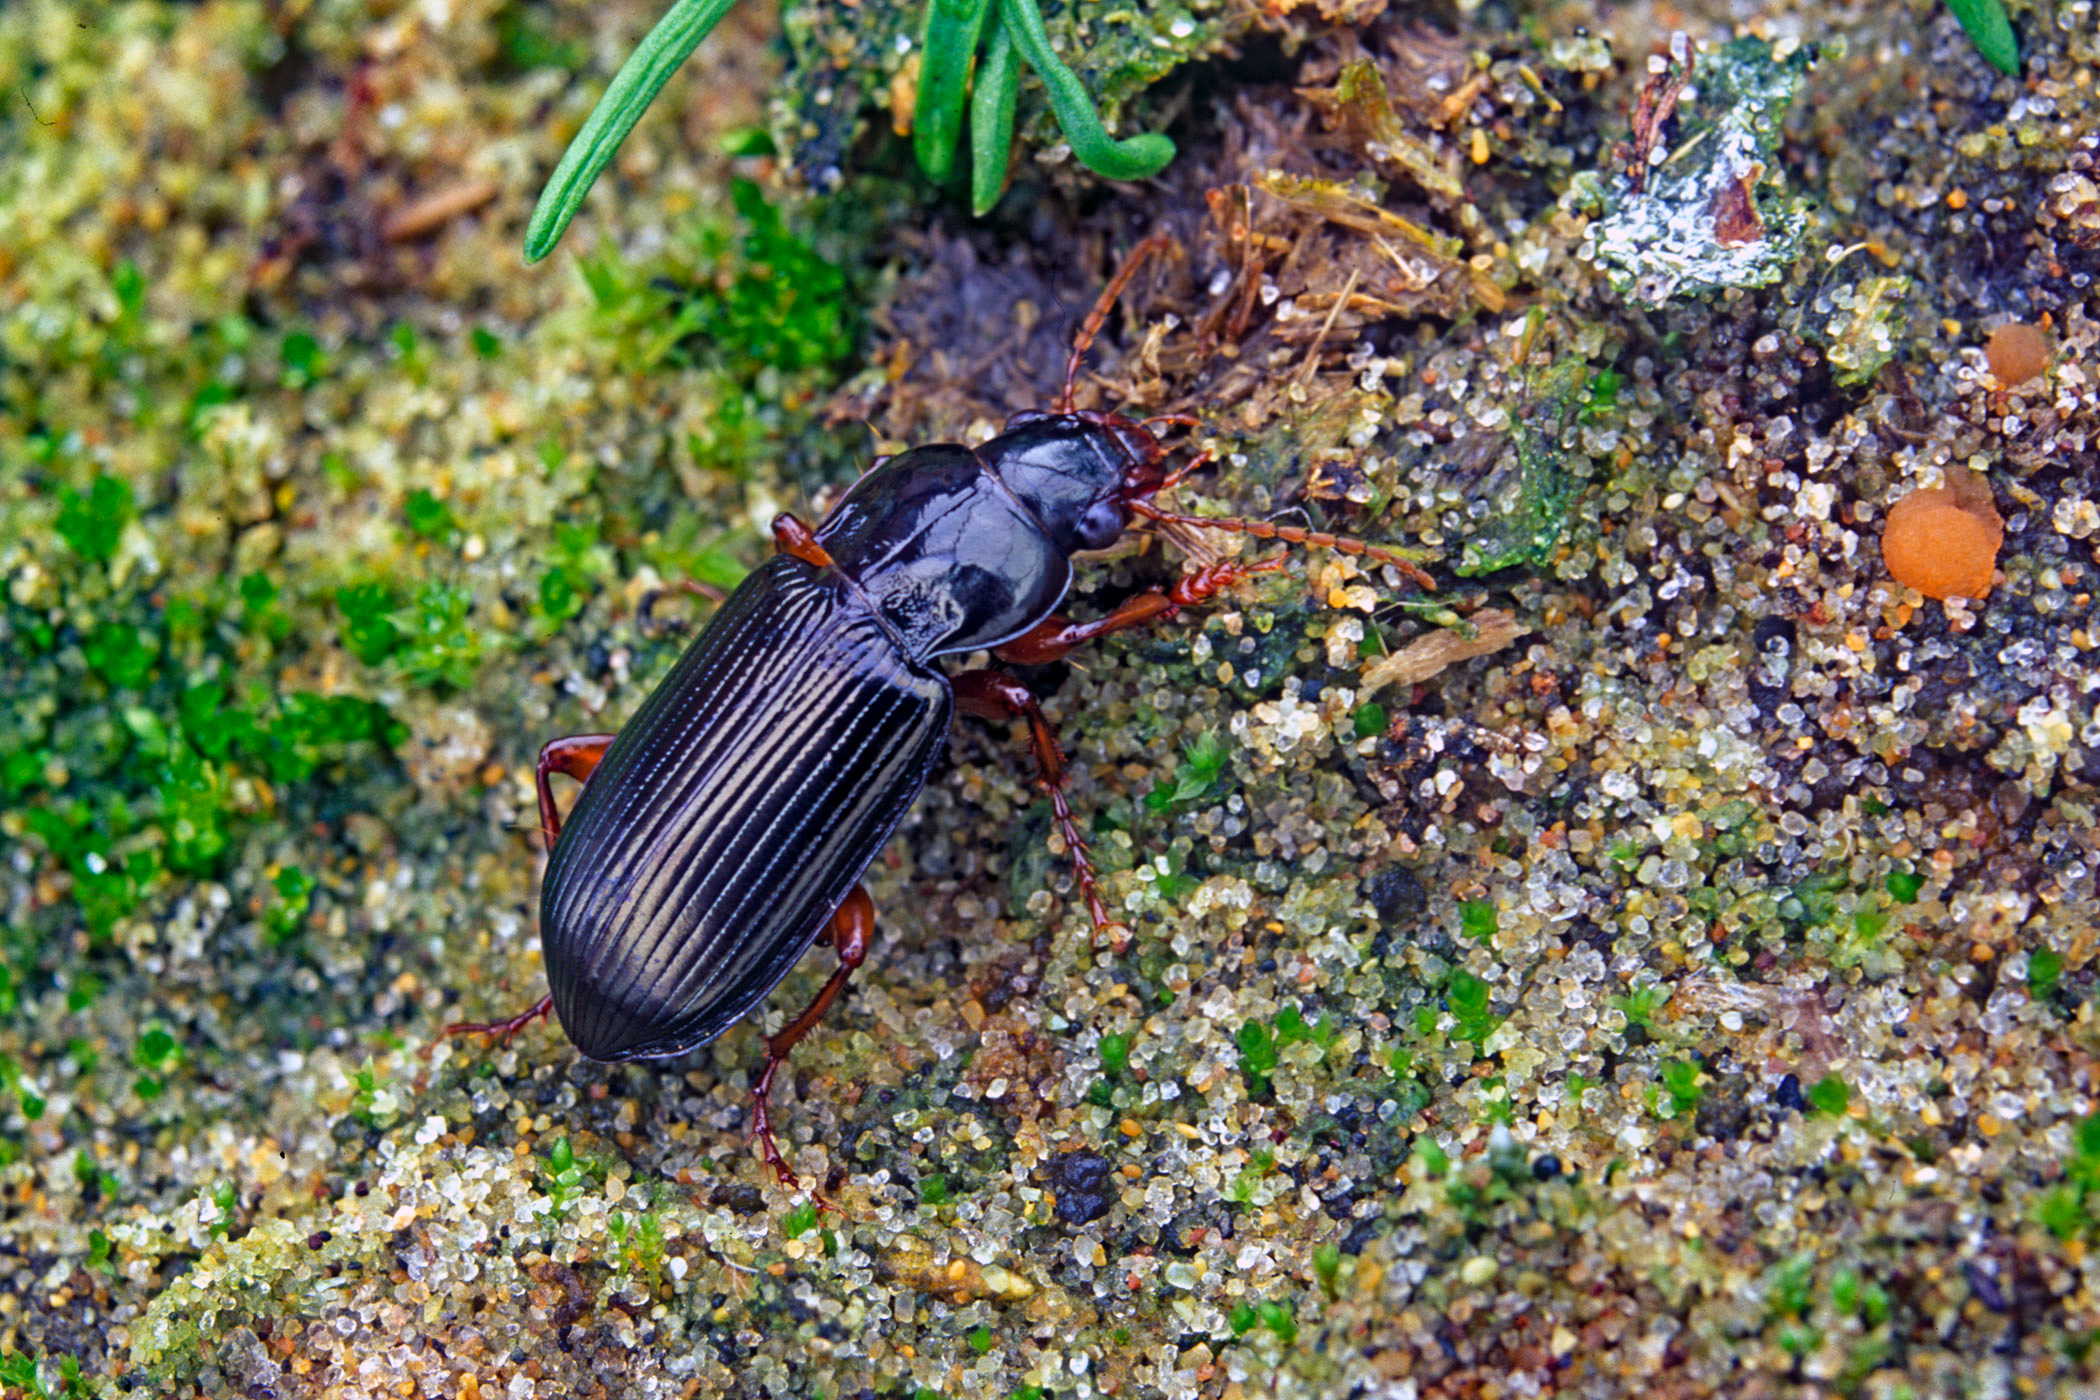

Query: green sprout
left=1446, top=970, right=1503, bottom=1052
left=1144, top=730, right=1230, bottom=813
left=543, top=1137, right=590, bottom=1214
left=523, top=0, right=1175, bottom=261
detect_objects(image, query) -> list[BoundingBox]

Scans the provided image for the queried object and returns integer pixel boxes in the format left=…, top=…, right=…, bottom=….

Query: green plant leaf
left=523, top=0, right=743, bottom=263
left=996, top=0, right=1173, bottom=182
left=970, top=18, right=1022, bottom=215
left=1946, top=0, right=2019, bottom=74
left=915, top=0, right=996, bottom=182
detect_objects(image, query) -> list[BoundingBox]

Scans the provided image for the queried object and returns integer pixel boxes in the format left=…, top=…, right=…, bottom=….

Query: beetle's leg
left=445, top=993, right=554, bottom=1043
left=770, top=512, right=835, bottom=569
left=751, top=886, right=874, bottom=1207
left=536, top=734, right=615, bottom=849
left=951, top=670, right=1125, bottom=949
left=991, top=556, right=1289, bottom=666
left=441, top=732, right=614, bottom=1047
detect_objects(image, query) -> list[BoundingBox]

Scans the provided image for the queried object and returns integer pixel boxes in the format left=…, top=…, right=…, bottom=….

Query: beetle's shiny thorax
left=814, top=414, right=1147, bottom=661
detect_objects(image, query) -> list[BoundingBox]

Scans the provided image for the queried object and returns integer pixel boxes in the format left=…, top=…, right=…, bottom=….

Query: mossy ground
left=3, top=0, right=2100, bottom=1397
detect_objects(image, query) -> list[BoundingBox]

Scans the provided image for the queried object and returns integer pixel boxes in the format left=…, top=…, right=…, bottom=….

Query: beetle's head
left=993, top=408, right=1174, bottom=554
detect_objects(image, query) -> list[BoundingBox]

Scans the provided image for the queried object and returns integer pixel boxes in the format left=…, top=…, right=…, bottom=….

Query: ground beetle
left=450, top=237, right=1433, bottom=1191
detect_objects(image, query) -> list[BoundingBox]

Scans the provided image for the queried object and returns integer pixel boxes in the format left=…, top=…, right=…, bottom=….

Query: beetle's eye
left=1075, top=499, right=1126, bottom=551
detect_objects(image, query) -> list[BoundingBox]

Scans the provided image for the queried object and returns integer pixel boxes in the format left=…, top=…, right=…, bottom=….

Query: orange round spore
left=1985, top=322, right=2050, bottom=386
left=1881, top=468, right=2004, bottom=601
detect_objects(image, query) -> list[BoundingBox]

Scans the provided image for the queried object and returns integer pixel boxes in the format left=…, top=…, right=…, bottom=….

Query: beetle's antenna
left=1127, top=499, right=1439, bottom=590
left=1061, top=233, right=1176, bottom=414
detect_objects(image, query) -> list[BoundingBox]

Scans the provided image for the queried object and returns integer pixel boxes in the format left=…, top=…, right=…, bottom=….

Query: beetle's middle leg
left=951, top=670, right=1125, bottom=948
left=443, top=733, right=615, bottom=1045
left=535, top=733, right=615, bottom=848
left=751, top=885, right=874, bottom=1204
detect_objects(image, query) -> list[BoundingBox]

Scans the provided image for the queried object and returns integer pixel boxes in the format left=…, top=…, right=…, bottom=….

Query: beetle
left=449, top=236, right=1433, bottom=1191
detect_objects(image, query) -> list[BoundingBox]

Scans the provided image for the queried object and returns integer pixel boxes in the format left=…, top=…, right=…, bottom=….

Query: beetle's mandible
left=448, top=236, right=1434, bottom=1193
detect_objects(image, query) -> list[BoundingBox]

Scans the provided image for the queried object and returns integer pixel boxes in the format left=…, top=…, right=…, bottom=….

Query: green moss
left=403, top=489, right=460, bottom=544
left=1144, top=729, right=1230, bottom=812
left=1098, top=1031, right=1131, bottom=1077
left=2029, top=948, right=2064, bottom=1001
left=1459, top=899, right=1498, bottom=943
left=1446, top=970, right=1502, bottom=1052
left=2036, top=1114, right=2100, bottom=1239
left=1807, top=1074, right=1851, bottom=1116
left=1659, top=1060, right=1704, bottom=1116
left=55, top=475, right=134, bottom=561
left=1237, top=1019, right=1280, bottom=1096
left=335, top=582, right=403, bottom=665
left=1457, top=358, right=1586, bottom=577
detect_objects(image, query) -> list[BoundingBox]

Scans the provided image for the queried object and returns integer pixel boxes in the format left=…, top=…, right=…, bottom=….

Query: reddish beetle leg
left=953, top=554, right=1289, bottom=950
left=750, top=886, right=876, bottom=1211
left=444, top=732, right=612, bottom=1043
left=953, top=670, right=1124, bottom=950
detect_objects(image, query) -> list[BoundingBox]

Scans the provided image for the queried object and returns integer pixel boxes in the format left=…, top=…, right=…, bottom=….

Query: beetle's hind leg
left=751, top=885, right=874, bottom=1210
left=442, top=733, right=613, bottom=1047
left=952, top=670, right=1127, bottom=951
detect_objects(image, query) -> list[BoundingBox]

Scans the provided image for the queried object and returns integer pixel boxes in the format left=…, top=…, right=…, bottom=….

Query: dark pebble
left=1050, top=1149, right=1114, bottom=1226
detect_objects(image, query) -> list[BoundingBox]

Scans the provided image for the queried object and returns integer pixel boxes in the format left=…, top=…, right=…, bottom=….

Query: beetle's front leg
left=751, top=885, right=875, bottom=1208
left=444, top=733, right=615, bottom=1046
left=951, top=670, right=1127, bottom=950
left=990, top=556, right=1288, bottom=666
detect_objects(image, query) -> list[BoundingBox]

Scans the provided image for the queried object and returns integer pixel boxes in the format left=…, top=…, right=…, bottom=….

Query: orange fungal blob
left=1985, top=322, right=2050, bottom=386
left=1881, top=465, right=2004, bottom=602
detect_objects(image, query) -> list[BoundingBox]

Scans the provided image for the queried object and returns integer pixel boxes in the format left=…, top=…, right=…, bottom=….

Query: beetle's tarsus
left=1130, top=500, right=1438, bottom=590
